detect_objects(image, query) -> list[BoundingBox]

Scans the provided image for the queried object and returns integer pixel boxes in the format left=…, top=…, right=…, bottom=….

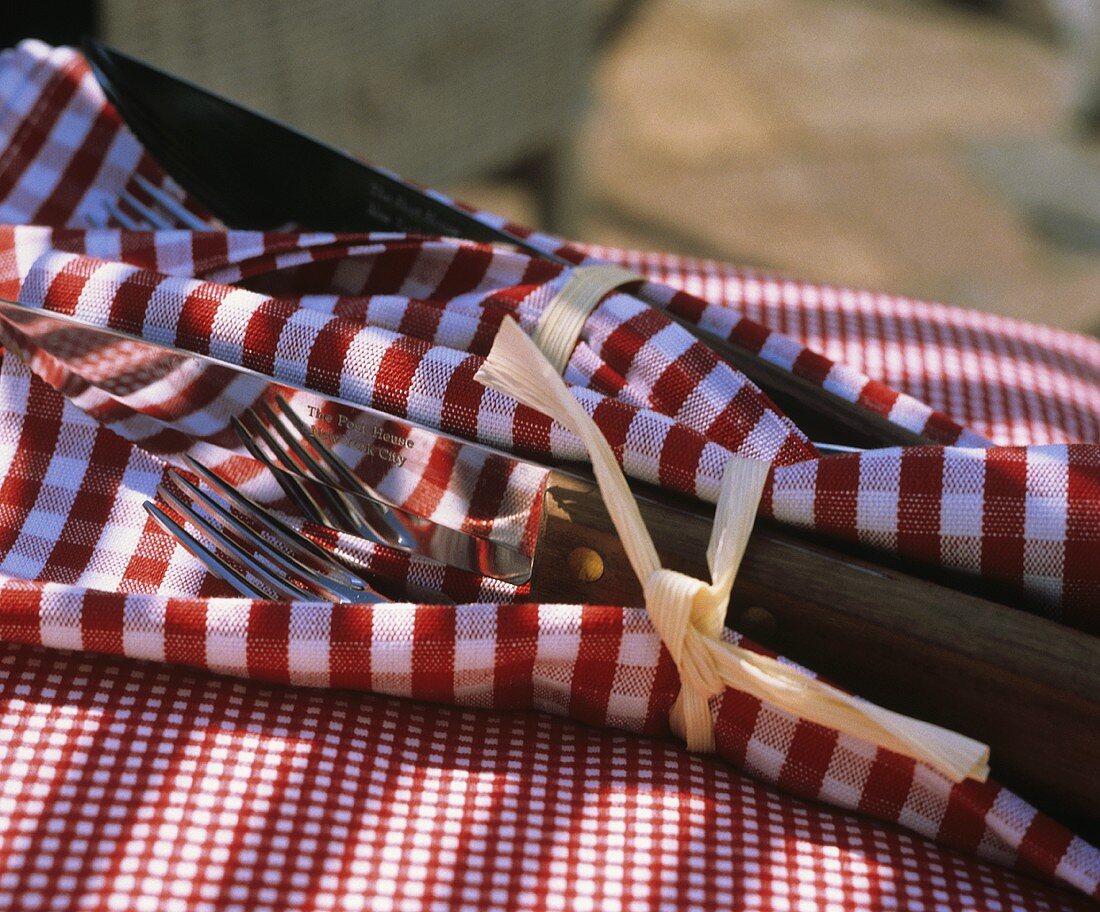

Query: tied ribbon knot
left=644, top=568, right=727, bottom=751
left=476, top=288, right=990, bottom=784
left=641, top=444, right=769, bottom=752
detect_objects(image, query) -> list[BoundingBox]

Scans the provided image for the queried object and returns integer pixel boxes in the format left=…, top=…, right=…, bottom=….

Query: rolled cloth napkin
left=0, top=40, right=1096, bottom=909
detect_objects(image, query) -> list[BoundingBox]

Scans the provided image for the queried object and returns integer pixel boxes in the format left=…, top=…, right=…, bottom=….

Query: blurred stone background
left=454, top=0, right=1100, bottom=335
left=6, top=0, right=1100, bottom=334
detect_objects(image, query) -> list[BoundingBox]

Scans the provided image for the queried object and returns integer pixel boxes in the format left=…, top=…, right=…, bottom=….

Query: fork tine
left=155, top=484, right=313, bottom=600
left=144, top=501, right=274, bottom=599
left=253, top=400, right=391, bottom=537
left=274, top=395, right=379, bottom=496
left=232, top=414, right=332, bottom=521
left=132, top=174, right=211, bottom=230
left=236, top=409, right=299, bottom=473
left=164, top=471, right=388, bottom=603
left=118, top=188, right=175, bottom=230
left=179, top=457, right=455, bottom=604
left=257, top=399, right=338, bottom=483
left=266, top=397, right=418, bottom=549
left=239, top=407, right=387, bottom=542
left=98, top=175, right=212, bottom=232
left=104, top=198, right=143, bottom=230
left=181, top=454, right=359, bottom=576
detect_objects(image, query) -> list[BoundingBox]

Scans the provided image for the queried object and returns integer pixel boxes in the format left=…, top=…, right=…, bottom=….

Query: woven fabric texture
left=0, top=40, right=1097, bottom=910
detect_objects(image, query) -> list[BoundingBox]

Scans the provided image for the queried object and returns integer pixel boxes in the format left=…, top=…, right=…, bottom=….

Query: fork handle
left=530, top=471, right=1100, bottom=823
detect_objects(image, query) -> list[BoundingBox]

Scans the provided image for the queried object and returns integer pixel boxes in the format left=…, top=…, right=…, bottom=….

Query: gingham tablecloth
left=0, top=40, right=1097, bottom=911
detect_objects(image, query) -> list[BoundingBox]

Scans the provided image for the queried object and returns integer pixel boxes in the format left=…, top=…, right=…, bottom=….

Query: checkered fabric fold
left=3, top=232, right=1097, bottom=627
left=0, top=39, right=1098, bottom=910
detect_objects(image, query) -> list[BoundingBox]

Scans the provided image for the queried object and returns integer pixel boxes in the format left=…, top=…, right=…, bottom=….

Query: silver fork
left=145, top=454, right=393, bottom=603
left=234, top=395, right=419, bottom=550
left=94, top=173, right=210, bottom=230
left=228, top=396, right=533, bottom=582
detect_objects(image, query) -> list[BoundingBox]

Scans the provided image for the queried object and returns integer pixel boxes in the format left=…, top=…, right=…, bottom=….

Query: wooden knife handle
left=531, top=471, right=1100, bottom=826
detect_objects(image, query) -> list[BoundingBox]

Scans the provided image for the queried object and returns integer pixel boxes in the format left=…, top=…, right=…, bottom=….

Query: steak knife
left=0, top=295, right=1096, bottom=822
left=81, top=38, right=932, bottom=450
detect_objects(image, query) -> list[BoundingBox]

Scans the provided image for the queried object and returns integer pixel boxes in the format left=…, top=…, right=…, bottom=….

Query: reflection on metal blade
left=0, top=298, right=544, bottom=583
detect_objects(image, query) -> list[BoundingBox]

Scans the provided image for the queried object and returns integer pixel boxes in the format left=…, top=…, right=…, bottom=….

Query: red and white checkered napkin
left=7, top=232, right=1098, bottom=629
left=0, top=39, right=1098, bottom=910
left=0, top=640, right=1095, bottom=912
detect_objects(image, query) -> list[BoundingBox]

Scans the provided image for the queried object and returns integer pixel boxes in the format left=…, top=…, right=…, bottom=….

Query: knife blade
left=82, top=39, right=561, bottom=254
left=1, top=294, right=1098, bottom=818
left=80, top=38, right=933, bottom=450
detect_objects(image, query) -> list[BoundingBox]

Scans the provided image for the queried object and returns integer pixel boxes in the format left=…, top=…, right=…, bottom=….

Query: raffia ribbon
left=475, top=315, right=990, bottom=783
left=533, top=264, right=643, bottom=372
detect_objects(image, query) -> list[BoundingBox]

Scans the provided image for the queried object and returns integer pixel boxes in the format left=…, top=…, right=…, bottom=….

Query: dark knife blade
left=81, top=38, right=933, bottom=449
left=82, top=38, right=563, bottom=259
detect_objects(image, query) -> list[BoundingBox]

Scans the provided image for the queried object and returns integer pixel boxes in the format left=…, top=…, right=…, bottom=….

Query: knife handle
left=531, top=471, right=1100, bottom=824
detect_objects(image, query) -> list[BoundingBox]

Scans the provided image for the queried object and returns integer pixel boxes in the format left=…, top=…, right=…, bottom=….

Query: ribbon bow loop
left=475, top=314, right=990, bottom=784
